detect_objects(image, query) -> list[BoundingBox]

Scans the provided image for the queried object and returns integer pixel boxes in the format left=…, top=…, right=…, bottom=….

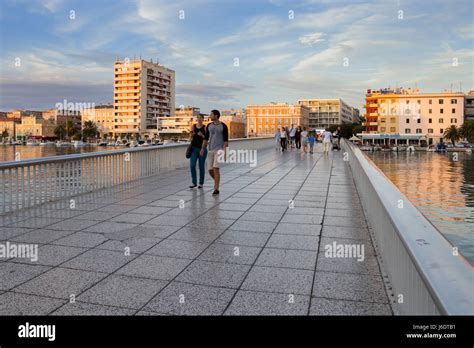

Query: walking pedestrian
left=295, top=126, right=302, bottom=149
left=274, top=127, right=281, bottom=150
left=301, top=127, right=308, bottom=153
left=201, top=110, right=228, bottom=195
left=289, top=124, right=297, bottom=149
left=280, top=127, right=287, bottom=151
left=308, top=131, right=315, bottom=154
left=322, top=128, right=333, bottom=155
left=189, top=114, right=207, bottom=189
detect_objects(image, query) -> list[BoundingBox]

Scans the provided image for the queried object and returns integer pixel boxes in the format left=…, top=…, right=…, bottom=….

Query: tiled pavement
left=0, top=144, right=392, bottom=316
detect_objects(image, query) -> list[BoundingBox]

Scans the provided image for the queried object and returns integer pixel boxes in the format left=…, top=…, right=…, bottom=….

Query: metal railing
left=0, top=137, right=274, bottom=214
left=341, top=139, right=473, bottom=315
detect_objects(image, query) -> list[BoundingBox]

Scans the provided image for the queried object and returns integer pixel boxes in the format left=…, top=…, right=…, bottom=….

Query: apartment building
left=158, top=107, right=207, bottom=138
left=246, top=103, right=309, bottom=137
left=221, top=109, right=246, bottom=138
left=82, top=105, right=115, bottom=137
left=363, top=88, right=464, bottom=144
left=43, top=108, right=82, bottom=131
left=297, top=98, right=353, bottom=129
left=465, top=90, right=474, bottom=119
left=114, top=59, right=175, bottom=136
left=352, top=107, right=361, bottom=123
left=16, top=115, right=55, bottom=139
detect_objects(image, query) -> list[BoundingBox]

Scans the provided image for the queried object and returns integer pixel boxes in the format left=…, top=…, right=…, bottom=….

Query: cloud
left=299, top=32, right=325, bottom=45
left=177, top=81, right=253, bottom=101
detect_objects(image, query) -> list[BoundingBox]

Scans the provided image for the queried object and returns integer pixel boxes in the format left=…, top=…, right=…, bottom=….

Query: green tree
left=82, top=121, right=98, bottom=141
left=460, top=119, right=474, bottom=143
left=65, top=120, right=76, bottom=138
left=352, top=125, right=365, bottom=136
left=443, top=125, right=461, bottom=146
left=54, top=124, right=66, bottom=140
left=1, top=129, right=9, bottom=139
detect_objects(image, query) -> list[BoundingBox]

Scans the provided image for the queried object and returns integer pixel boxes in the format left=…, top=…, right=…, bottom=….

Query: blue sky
left=0, top=0, right=473, bottom=112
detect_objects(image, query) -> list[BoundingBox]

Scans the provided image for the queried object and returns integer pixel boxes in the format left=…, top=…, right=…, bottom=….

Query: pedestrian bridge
left=0, top=138, right=472, bottom=315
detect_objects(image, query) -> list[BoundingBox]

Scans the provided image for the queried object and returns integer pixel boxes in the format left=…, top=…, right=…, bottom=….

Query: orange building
left=246, top=103, right=309, bottom=137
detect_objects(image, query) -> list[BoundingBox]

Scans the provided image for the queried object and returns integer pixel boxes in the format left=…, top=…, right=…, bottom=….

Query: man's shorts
left=207, top=150, right=221, bottom=170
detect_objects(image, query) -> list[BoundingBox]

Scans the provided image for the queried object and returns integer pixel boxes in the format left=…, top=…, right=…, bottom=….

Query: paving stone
left=281, top=214, right=323, bottom=225
left=62, top=248, right=135, bottom=273
left=8, top=217, right=62, bottom=229
left=139, top=224, right=182, bottom=239
left=11, top=229, right=74, bottom=244
left=52, top=232, right=107, bottom=248
left=110, top=213, right=156, bottom=224
left=169, top=227, right=222, bottom=243
left=238, top=212, right=284, bottom=223
left=0, top=263, right=51, bottom=290
left=14, top=267, right=106, bottom=299
left=266, top=234, right=319, bottom=251
left=274, top=223, right=321, bottom=236
left=229, top=220, right=276, bottom=233
left=321, top=226, right=370, bottom=240
left=202, top=209, right=244, bottom=220
left=216, top=230, right=270, bottom=247
left=52, top=301, right=135, bottom=315
left=225, top=290, right=310, bottom=315
left=323, top=216, right=367, bottom=228
left=97, top=204, right=137, bottom=213
left=319, top=237, right=376, bottom=256
left=285, top=207, right=325, bottom=216
left=146, top=215, right=194, bottom=227
left=217, top=203, right=252, bottom=211
left=186, top=218, right=235, bottom=231
left=309, top=297, right=392, bottom=315
left=248, top=205, right=288, bottom=214
left=96, top=237, right=162, bottom=254
left=143, top=281, right=235, bottom=315
left=176, top=260, right=250, bottom=288
left=128, top=206, right=173, bottom=215
left=78, top=275, right=168, bottom=309
left=316, top=251, right=380, bottom=275
left=73, top=210, right=123, bottom=221
left=0, top=227, right=36, bottom=241
left=84, top=221, right=139, bottom=234
left=198, top=243, right=261, bottom=265
left=256, top=248, right=317, bottom=270
left=241, top=266, right=313, bottom=295
left=324, top=208, right=365, bottom=218
left=11, top=244, right=87, bottom=267
left=146, top=239, right=209, bottom=259
left=116, top=255, right=191, bottom=281
left=312, top=271, right=388, bottom=303
left=46, top=219, right=99, bottom=231
left=0, top=292, right=67, bottom=315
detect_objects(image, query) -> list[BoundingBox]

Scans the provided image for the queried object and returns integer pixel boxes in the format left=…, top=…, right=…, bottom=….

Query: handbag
left=185, top=144, right=193, bottom=159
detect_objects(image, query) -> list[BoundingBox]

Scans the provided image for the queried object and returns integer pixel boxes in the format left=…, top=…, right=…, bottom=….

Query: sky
left=0, top=0, right=473, bottom=113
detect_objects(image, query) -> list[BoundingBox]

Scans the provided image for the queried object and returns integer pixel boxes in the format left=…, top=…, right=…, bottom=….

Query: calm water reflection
left=367, top=151, right=474, bottom=264
left=0, top=145, right=123, bottom=162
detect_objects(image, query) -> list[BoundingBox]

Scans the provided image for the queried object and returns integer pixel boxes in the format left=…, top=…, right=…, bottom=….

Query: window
left=390, top=127, right=396, bottom=132
left=380, top=127, right=386, bottom=132
left=428, top=129, right=433, bottom=134
left=452, top=108, right=456, bottom=113
left=417, top=118, right=421, bottom=124
left=451, top=118, right=457, bottom=123
left=429, top=109, right=432, bottom=114
left=416, top=128, right=422, bottom=134
left=406, top=100, right=410, bottom=104
left=440, top=109, right=444, bottom=114
left=417, top=100, right=421, bottom=104
left=429, top=99, right=432, bottom=104
left=439, top=99, right=444, bottom=104
left=439, top=118, right=444, bottom=123
left=440, top=129, right=443, bottom=134
left=380, top=118, right=386, bottom=123
left=405, top=128, right=411, bottom=134
left=429, top=118, right=432, bottom=123
left=451, top=99, right=457, bottom=104
left=406, top=118, right=410, bottom=123
left=390, top=118, right=396, bottom=123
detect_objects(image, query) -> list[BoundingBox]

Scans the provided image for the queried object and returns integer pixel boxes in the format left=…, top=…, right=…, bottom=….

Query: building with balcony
left=82, top=104, right=115, bottom=138
left=246, top=103, right=309, bottom=137
left=297, top=98, right=354, bottom=129
left=114, top=59, right=175, bottom=137
left=158, top=107, right=208, bottom=139
left=464, top=90, right=474, bottom=119
left=363, top=88, right=464, bottom=144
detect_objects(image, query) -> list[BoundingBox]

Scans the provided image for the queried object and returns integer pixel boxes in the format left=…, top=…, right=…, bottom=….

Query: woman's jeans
left=190, top=146, right=207, bottom=185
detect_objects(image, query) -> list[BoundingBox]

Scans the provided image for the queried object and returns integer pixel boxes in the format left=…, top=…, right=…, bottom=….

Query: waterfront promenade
left=0, top=145, right=392, bottom=315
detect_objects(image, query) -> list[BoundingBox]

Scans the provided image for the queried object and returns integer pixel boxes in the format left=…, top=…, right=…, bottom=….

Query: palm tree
left=82, top=121, right=98, bottom=141
left=443, top=125, right=460, bottom=146
left=65, top=120, right=76, bottom=139
left=54, top=124, right=66, bottom=140
left=460, top=119, right=474, bottom=143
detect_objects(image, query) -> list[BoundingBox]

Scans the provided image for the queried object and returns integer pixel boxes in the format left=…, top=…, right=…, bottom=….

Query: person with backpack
left=188, top=114, right=207, bottom=189
left=201, top=110, right=228, bottom=195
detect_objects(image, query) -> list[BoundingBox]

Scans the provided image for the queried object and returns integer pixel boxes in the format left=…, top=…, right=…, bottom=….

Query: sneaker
left=198, top=185, right=203, bottom=189
left=212, top=190, right=220, bottom=195
left=189, top=185, right=197, bottom=189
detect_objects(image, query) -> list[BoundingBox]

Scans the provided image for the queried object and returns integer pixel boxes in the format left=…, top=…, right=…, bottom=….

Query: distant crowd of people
left=275, top=125, right=341, bottom=156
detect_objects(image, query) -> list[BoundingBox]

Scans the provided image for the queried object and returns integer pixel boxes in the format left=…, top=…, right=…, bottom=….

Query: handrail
left=342, top=139, right=473, bottom=315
